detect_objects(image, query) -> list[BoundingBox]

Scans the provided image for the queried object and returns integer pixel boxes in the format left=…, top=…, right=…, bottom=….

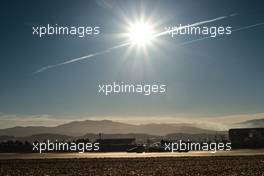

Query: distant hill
left=237, top=119, right=264, bottom=128
left=0, top=132, right=229, bottom=144
left=18, top=133, right=75, bottom=143
left=0, top=133, right=75, bottom=142
left=0, top=135, right=15, bottom=141
left=165, top=132, right=228, bottom=142
left=0, top=126, right=50, bottom=137
left=0, top=120, right=220, bottom=137
left=81, top=133, right=162, bottom=143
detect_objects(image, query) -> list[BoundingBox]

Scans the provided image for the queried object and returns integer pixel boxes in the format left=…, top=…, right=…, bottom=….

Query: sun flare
left=127, top=22, right=155, bottom=47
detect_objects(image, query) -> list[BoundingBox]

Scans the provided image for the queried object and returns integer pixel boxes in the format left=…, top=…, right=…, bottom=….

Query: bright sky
left=0, top=0, right=264, bottom=127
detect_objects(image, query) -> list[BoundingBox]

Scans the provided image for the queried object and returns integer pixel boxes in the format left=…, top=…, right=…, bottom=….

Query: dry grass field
left=0, top=155, right=264, bottom=176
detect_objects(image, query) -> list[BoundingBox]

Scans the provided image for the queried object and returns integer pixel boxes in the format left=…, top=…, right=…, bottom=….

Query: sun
left=127, top=21, right=155, bottom=47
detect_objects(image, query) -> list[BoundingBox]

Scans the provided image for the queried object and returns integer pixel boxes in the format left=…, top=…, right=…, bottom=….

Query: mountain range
left=237, top=119, right=264, bottom=128
left=0, top=118, right=262, bottom=138
left=0, top=120, right=218, bottom=137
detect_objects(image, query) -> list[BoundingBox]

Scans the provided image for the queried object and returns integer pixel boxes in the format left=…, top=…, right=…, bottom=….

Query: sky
left=0, top=0, right=264, bottom=128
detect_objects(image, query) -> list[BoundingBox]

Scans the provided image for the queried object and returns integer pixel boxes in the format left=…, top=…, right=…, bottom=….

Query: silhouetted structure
left=0, top=140, right=33, bottom=153
left=229, top=128, right=264, bottom=149
left=95, top=138, right=136, bottom=152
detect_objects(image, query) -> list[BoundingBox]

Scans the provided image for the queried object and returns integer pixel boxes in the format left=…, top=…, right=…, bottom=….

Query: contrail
left=155, top=16, right=228, bottom=37
left=33, top=42, right=129, bottom=74
left=176, top=22, right=264, bottom=46
left=34, top=14, right=235, bottom=74
left=232, top=22, right=264, bottom=32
